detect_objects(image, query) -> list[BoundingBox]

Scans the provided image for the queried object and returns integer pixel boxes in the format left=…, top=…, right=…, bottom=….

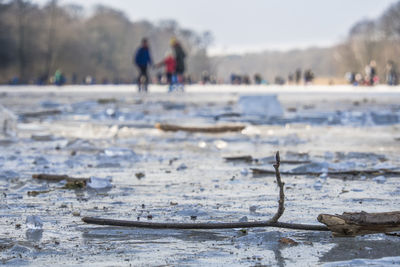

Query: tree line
left=0, top=0, right=212, bottom=84
left=1, top=0, right=399, bottom=85
left=334, top=1, right=400, bottom=82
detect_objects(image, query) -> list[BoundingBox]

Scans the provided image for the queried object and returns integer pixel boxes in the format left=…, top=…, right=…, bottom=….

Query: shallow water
left=1, top=85, right=400, bottom=266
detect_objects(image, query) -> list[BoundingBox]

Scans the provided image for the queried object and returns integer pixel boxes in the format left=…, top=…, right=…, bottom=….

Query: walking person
left=365, top=60, right=377, bottom=86
left=134, top=38, right=152, bottom=92
left=155, top=50, right=177, bottom=92
left=170, top=37, right=186, bottom=91
left=386, top=60, right=398, bottom=86
left=295, top=68, right=302, bottom=85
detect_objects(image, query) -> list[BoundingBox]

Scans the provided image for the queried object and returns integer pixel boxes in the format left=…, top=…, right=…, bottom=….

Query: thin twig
left=81, top=217, right=328, bottom=231
left=155, top=123, right=245, bottom=133
left=20, top=109, right=62, bottom=118
left=251, top=168, right=400, bottom=176
left=269, top=151, right=285, bottom=223
left=82, top=151, right=328, bottom=231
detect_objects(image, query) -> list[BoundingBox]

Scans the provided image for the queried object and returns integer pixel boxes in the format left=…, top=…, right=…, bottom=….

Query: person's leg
left=137, top=67, right=144, bottom=92
left=167, top=73, right=173, bottom=92
left=142, top=66, right=149, bottom=92
left=177, top=71, right=184, bottom=91
left=137, top=66, right=148, bottom=92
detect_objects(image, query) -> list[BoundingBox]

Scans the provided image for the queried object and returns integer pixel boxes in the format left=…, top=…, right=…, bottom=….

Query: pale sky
left=33, top=0, right=399, bottom=55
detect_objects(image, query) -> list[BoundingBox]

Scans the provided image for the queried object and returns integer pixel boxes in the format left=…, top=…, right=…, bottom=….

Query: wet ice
left=0, top=86, right=400, bottom=266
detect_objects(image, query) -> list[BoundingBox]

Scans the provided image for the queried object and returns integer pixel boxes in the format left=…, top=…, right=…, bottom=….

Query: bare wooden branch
left=251, top=168, right=400, bottom=176
left=268, top=160, right=311, bottom=165
left=20, top=109, right=62, bottom=118
left=223, top=155, right=253, bottom=162
left=155, top=123, right=245, bottom=133
left=269, top=151, right=285, bottom=223
left=81, top=217, right=329, bottom=231
left=32, top=174, right=89, bottom=182
left=318, top=211, right=400, bottom=236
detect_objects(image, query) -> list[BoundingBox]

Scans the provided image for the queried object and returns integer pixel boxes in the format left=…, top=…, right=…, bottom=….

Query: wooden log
left=318, top=211, right=400, bottom=236
left=223, top=155, right=253, bottom=162
left=155, top=123, right=245, bottom=133
left=20, top=109, right=62, bottom=118
left=32, top=174, right=89, bottom=183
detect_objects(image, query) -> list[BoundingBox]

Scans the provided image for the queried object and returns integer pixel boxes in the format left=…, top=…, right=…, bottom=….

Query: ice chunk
left=371, top=112, right=399, bottom=125
left=96, top=161, right=121, bottom=168
left=176, top=163, right=187, bottom=171
left=238, top=95, right=283, bottom=117
left=40, top=100, right=60, bottom=109
left=213, top=140, right=227, bottom=149
left=280, top=133, right=306, bottom=146
left=26, top=215, right=43, bottom=229
left=345, top=152, right=386, bottom=162
left=291, top=162, right=329, bottom=174
left=87, top=176, right=112, bottom=189
left=324, top=152, right=334, bottom=160
left=373, top=162, right=398, bottom=170
left=249, top=205, right=258, bottom=212
left=198, top=141, right=207, bottom=148
left=33, top=156, right=49, bottom=166
left=240, top=168, right=249, bottom=176
left=66, top=139, right=96, bottom=151
left=239, top=216, right=248, bottom=222
left=105, top=108, right=116, bottom=117
left=104, top=147, right=136, bottom=158
left=26, top=229, right=43, bottom=242
left=0, top=104, right=17, bottom=137
left=10, top=244, right=31, bottom=253
left=313, top=180, right=323, bottom=190
left=351, top=188, right=364, bottom=192
left=0, top=170, right=19, bottom=180
left=372, top=175, right=386, bottom=184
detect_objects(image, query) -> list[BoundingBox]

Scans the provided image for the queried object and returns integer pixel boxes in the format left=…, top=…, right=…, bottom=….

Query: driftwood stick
left=155, top=123, right=245, bottom=133
left=223, top=155, right=253, bottom=162
left=81, top=217, right=328, bottom=231
left=32, top=174, right=89, bottom=182
left=20, top=109, right=62, bottom=118
left=318, top=211, right=400, bottom=236
left=251, top=168, right=400, bottom=176
left=269, top=151, right=285, bottom=223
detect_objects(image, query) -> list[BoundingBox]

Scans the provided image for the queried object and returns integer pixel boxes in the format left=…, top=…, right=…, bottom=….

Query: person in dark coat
left=134, top=38, right=152, bottom=92
left=170, top=37, right=186, bottom=91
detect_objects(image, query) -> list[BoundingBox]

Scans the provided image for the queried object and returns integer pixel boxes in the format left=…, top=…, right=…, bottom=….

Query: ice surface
left=1, top=86, right=400, bottom=266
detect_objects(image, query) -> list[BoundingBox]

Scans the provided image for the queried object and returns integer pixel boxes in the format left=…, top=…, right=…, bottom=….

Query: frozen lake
left=1, top=85, right=400, bottom=266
